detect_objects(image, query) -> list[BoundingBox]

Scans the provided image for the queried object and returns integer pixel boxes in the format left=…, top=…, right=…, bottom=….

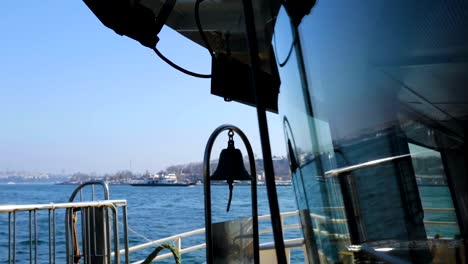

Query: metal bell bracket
left=203, top=124, right=259, bottom=264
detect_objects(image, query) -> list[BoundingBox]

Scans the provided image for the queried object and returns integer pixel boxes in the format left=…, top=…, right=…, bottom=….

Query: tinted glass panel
left=408, top=143, right=460, bottom=238
left=276, top=0, right=468, bottom=263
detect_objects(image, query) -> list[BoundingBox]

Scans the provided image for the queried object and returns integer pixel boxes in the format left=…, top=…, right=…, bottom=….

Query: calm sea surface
left=0, top=184, right=299, bottom=263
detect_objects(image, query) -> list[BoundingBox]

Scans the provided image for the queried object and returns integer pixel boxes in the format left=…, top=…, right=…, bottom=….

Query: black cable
left=152, top=47, right=211, bottom=79
left=195, top=0, right=214, bottom=57
left=273, top=32, right=296, bottom=67
left=272, top=0, right=298, bottom=67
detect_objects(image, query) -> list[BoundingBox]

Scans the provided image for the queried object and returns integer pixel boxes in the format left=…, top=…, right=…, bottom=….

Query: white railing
left=122, top=206, right=458, bottom=263
left=317, top=207, right=458, bottom=226
left=117, top=228, right=207, bottom=264
left=0, top=200, right=128, bottom=264
left=124, top=210, right=309, bottom=263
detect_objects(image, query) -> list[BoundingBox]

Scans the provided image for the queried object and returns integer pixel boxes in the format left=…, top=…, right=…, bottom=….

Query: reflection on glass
left=212, top=217, right=254, bottom=264
left=409, top=143, right=460, bottom=239
left=276, top=0, right=468, bottom=263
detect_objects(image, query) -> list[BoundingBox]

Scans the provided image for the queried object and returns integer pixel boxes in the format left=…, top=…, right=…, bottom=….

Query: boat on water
left=131, top=173, right=195, bottom=187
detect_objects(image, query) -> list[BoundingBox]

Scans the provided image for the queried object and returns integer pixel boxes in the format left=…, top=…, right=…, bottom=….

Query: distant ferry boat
left=131, top=173, right=195, bottom=187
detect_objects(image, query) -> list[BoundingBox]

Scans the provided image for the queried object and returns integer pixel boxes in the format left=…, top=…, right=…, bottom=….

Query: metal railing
left=120, top=210, right=310, bottom=263
left=0, top=200, right=128, bottom=264
left=65, top=180, right=129, bottom=264
left=316, top=206, right=458, bottom=227
left=117, top=206, right=458, bottom=263
left=0, top=181, right=129, bottom=264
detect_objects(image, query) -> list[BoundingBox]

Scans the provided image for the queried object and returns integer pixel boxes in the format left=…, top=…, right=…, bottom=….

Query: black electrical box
left=211, top=53, right=280, bottom=113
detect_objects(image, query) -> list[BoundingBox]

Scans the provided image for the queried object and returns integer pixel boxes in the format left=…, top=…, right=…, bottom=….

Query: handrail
left=69, top=180, right=110, bottom=202
left=0, top=200, right=127, bottom=213
left=360, top=245, right=411, bottom=264
left=122, top=207, right=459, bottom=263
left=1, top=199, right=128, bottom=264
left=257, top=210, right=299, bottom=219
left=325, top=153, right=413, bottom=177
left=117, top=227, right=206, bottom=255
left=259, top=238, right=305, bottom=250
left=325, top=150, right=437, bottom=177
left=320, top=207, right=456, bottom=213
left=424, top=220, right=458, bottom=226
left=126, top=210, right=308, bottom=263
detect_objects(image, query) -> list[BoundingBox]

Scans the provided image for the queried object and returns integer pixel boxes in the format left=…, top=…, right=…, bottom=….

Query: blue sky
left=0, top=1, right=285, bottom=174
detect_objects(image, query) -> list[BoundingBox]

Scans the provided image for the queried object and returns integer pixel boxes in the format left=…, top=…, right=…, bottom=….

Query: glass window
left=276, top=0, right=468, bottom=262
left=408, top=142, right=460, bottom=239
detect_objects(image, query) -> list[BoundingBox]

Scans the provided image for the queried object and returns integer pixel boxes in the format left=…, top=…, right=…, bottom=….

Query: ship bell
left=211, top=131, right=251, bottom=211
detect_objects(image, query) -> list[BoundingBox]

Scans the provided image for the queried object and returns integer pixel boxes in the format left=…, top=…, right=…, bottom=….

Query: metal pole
left=49, top=210, right=52, bottom=264
left=83, top=207, right=88, bottom=264
left=241, top=0, right=287, bottom=262
left=240, top=127, right=260, bottom=264
left=29, top=210, right=32, bottom=264
left=53, top=209, right=56, bottom=264
left=106, top=208, right=111, bottom=264
left=123, top=206, right=130, bottom=264
left=65, top=209, right=70, bottom=264
left=34, top=210, right=38, bottom=264
left=13, top=212, right=16, bottom=263
left=8, top=212, right=11, bottom=264
left=112, top=206, right=120, bottom=264
left=104, top=207, right=112, bottom=264
left=250, top=161, right=259, bottom=264
left=203, top=151, right=212, bottom=264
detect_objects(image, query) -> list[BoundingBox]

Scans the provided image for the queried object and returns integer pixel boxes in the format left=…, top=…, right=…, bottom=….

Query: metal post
left=65, top=209, right=70, bottom=264
left=246, top=135, right=260, bottom=264
left=8, top=212, right=11, bottom=264
left=203, top=140, right=213, bottom=264
left=123, top=206, right=130, bottom=264
left=106, top=207, right=112, bottom=264
left=34, top=210, right=38, bottom=264
left=112, top=206, right=120, bottom=264
left=177, top=237, right=182, bottom=253
left=241, top=0, right=287, bottom=262
left=49, top=209, right=52, bottom=264
left=52, top=209, right=56, bottom=264
left=53, top=209, right=56, bottom=264
left=13, top=212, right=16, bottom=263
left=29, top=210, right=32, bottom=264
left=83, top=207, right=88, bottom=264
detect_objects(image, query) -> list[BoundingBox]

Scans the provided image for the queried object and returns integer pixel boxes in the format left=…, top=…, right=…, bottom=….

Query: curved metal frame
left=68, top=180, right=110, bottom=202
left=203, top=124, right=259, bottom=264
left=66, top=181, right=110, bottom=264
left=65, top=180, right=129, bottom=264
